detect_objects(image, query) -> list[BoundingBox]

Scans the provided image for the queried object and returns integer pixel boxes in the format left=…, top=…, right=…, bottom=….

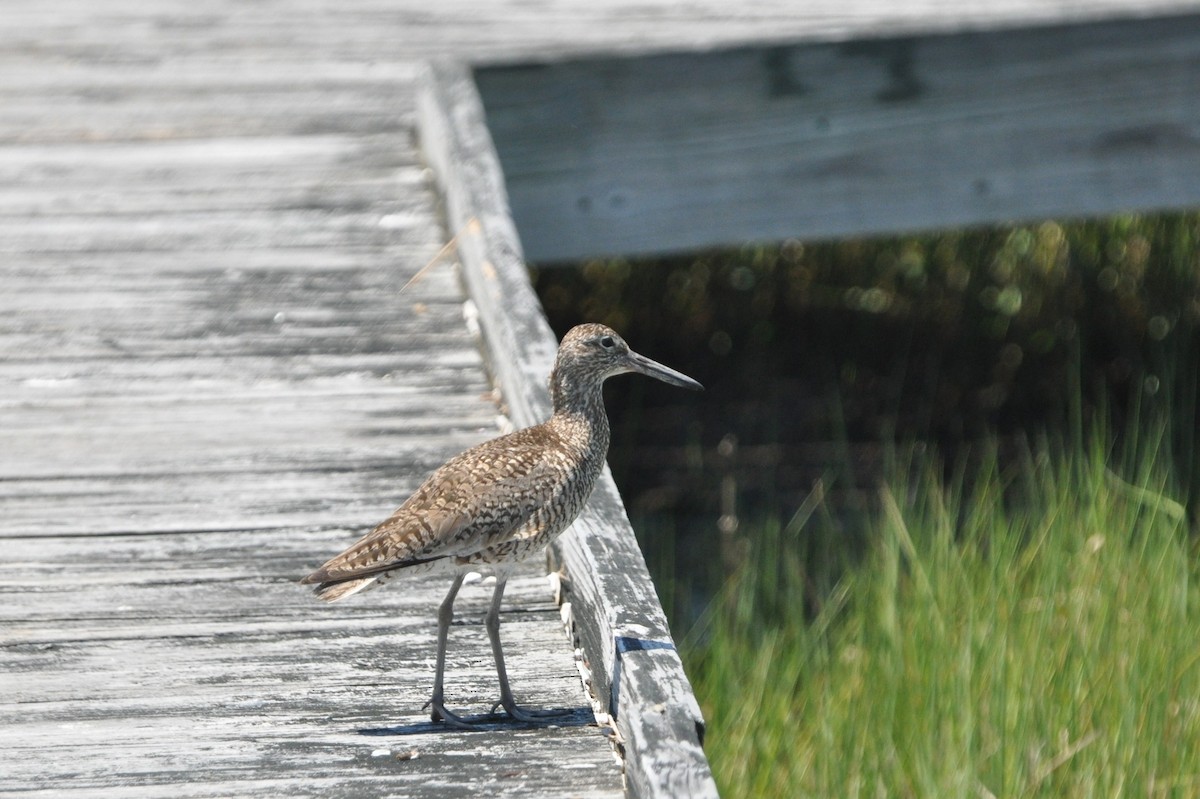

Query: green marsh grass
left=533, top=213, right=1200, bottom=793
left=685, top=432, right=1200, bottom=797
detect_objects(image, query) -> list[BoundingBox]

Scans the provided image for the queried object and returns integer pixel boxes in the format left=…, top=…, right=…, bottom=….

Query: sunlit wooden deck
left=0, top=4, right=625, bottom=795
left=3, top=1, right=1199, bottom=796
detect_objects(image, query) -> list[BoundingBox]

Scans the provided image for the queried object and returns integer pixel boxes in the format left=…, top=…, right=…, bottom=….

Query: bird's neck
left=549, top=366, right=606, bottom=415
left=548, top=368, right=611, bottom=455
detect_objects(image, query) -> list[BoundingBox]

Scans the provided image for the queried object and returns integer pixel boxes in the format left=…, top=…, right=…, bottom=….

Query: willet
left=302, top=323, right=702, bottom=727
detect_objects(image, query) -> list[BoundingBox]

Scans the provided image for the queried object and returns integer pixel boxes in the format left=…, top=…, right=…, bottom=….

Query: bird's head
left=550, top=323, right=702, bottom=412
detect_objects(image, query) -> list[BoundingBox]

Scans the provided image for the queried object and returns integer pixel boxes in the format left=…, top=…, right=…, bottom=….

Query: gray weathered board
left=0, top=3, right=628, bottom=796
left=478, top=12, right=1200, bottom=262
left=417, top=61, right=718, bottom=799
left=0, top=141, right=625, bottom=797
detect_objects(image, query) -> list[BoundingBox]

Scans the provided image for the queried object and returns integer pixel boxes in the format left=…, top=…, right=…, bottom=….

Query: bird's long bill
left=627, top=350, right=704, bottom=391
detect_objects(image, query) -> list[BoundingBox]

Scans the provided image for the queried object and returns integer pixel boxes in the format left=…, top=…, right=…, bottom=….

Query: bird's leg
left=485, top=575, right=568, bottom=722
left=426, top=573, right=474, bottom=729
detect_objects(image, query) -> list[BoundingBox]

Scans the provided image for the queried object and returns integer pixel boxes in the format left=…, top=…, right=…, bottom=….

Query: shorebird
left=301, top=323, right=702, bottom=727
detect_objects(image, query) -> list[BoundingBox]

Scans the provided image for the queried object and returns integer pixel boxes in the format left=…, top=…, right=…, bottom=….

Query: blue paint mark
left=610, top=635, right=676, bottom=720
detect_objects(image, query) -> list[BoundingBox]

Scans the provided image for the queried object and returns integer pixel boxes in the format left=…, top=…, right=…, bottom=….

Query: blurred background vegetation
left=533, top=212, right=1200, bottom=795
left=532, top=212, right=1200, bottom=621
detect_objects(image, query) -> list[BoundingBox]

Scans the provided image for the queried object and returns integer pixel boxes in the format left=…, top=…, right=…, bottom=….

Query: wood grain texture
left=478, top=13, right=1200, bottom=261
left=417, top=61, right=717, bottom=799
left=6, top=2, right=1200, bottom=71
left=0, top=2, right=627, bottom=796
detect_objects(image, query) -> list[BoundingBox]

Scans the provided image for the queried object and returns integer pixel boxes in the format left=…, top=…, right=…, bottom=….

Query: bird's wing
left=301, top=428, right=562, bottom=585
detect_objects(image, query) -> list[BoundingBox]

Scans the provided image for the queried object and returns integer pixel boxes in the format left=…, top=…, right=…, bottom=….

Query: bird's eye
left=599, top=335, right=616, bottom=349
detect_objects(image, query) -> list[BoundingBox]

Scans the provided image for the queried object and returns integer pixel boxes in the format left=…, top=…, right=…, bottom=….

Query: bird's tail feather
left=312, top=576, right=378, bottom=602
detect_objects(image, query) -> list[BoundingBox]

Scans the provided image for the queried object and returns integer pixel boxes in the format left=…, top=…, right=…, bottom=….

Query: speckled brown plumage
left=301, top=323, right=701, bottom=727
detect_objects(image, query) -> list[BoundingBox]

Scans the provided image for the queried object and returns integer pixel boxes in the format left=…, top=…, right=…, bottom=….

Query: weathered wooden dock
left=4, top=1, right=1200, bottom=796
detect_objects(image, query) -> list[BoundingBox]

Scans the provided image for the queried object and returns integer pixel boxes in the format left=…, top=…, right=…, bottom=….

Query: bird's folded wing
left=299, top=506, right=471, bottom=584
left=301, top=441, right=561, bottom=584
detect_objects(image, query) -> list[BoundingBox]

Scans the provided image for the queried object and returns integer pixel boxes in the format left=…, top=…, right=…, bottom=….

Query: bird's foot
left=423, top=694, right=568, bottom=727
left=423, top=697, right=477, bottom=730
left=489, top=697, right=571, bottom=724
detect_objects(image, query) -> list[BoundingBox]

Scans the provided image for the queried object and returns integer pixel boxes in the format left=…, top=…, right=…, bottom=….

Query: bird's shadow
left=358, top=705, right=595, bottom=736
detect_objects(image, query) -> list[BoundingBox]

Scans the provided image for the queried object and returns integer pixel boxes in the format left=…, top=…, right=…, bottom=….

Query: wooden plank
left=0, top=139, right=430, bottom=216
left=2, top=537, right=618, bottom=797
left=0, top=4, right=629, bottom=795
left=8, top=1, right=1200, bottom=68
left=478, top=12, right=1200, bottom=261
left=417, top=60, right=717, bottom=799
